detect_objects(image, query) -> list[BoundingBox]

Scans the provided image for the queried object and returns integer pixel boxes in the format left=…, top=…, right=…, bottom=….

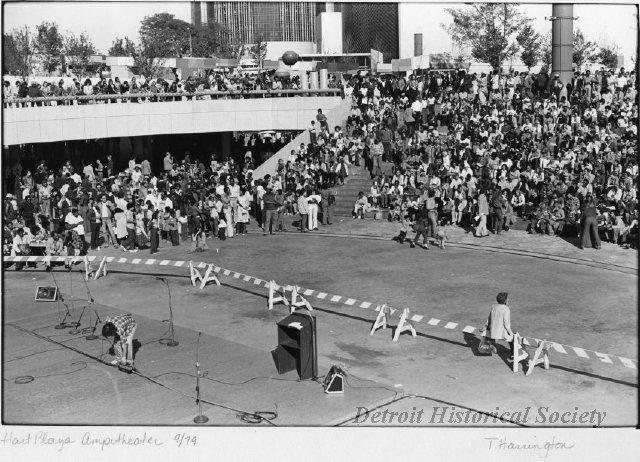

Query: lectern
left=272, top=312, right=317, bottom=380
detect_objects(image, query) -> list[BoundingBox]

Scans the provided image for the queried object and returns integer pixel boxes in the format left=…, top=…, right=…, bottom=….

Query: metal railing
left=2, top=88, right=343, bottom=108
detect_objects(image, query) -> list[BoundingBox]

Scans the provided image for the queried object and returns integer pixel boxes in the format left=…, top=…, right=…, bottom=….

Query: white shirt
left=65, top=213, right=85, bottom=235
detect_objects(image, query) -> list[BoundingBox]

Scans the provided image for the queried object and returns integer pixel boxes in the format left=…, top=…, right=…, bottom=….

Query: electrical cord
left=151, top=371, right=303, bottom=386
left=5, top=347, right=67, bottom=363
left=8, top=322, right=280, bottom=426
left=12, top=361, right=91, bottom=384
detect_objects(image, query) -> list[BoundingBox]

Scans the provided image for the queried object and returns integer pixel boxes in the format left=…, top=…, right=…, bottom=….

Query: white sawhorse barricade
left=189, top=261, right=220, bottom=289
left=83, top=256, right=107, bottom=281
left=370, top=304, right=416, bottom=342
left=512, top=333, right=550, bottom=375
left=289, top=285, right=313, bottom=313
left=267, top=280, right=289, bottom=310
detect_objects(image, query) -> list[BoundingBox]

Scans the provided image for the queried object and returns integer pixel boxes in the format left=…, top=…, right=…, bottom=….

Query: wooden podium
left=272, top=313, right=317, bottom=380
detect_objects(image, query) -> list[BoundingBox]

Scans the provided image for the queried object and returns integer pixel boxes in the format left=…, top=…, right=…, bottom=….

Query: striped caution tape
left=5, top=255, right=637, bottom=371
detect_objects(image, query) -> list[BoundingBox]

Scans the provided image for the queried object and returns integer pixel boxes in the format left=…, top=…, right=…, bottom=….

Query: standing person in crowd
left=163, top=152, right=173, bottom=173
left=64, top=207, right=86, bottom=256
left=262, top=185, right=278, bottom=235
left=410, top=203, right=430, bottom=250
left=475, top=190, right=490, bottom=237
left=298, top=190, right=309, bottom=233
left=580, top=195, right=601, bottom=249
left=425, top=189, right=439, bottom=243
left=320, top=183, right=335, bottom=226
left=87, top=200, right=101, bottom=250
left=307, top=189, right=321, bottom=231
left=491, top=188, right=507, bottom=235
left=237, top=186, right=251, bottom=235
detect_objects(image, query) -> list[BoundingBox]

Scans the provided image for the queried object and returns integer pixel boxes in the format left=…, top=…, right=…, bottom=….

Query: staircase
left=333, top=161, right=394, bottom=218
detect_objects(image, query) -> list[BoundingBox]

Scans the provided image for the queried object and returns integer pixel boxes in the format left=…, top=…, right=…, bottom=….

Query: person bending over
left=102, top=314, right=137, bottom=367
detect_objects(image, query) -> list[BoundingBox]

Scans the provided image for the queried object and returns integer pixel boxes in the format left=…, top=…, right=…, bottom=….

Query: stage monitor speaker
left=35, top=286, right=58, bottom=302
left=323, top=365, right=345, bottom=394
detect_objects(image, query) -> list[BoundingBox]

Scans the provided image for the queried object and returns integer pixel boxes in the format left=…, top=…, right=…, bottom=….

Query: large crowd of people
left=3, top=66, right=638, bottom=268
left=333, top=67, right=638, bottom=249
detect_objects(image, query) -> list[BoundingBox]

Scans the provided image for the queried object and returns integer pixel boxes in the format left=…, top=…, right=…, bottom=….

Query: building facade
left=190, top=2, right=399, bottom=60
left=339, top=2, right=399, bottom=60
left=191, top=1, right=317, bottom=44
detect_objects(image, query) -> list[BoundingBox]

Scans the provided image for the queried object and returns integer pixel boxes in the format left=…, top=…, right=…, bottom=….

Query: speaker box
left=323, top=366, right=345, bottom=394
left=35, top=286, right=58, bottom=302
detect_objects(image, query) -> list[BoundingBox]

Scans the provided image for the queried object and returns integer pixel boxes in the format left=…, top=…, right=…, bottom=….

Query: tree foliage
left=138, top=12, right=231, bottom=59
left=573, top=29, right=597, bottom=70
left=190, top=23, right=232, bottom=58
left=3, top=27, right=34, bottom=78
left=250, top=35, right=268, bottom=68
left=516, top=24, right=543, bottom=70
left=595, top=45, right=619, bottom=69
left=63, top=31, right=97, bottom=77
left=445, top=3, right=530, bottom=70
left=108, top=36, right=137, bottom=56
left=540, top=31, right=553, bottom=71
left=33, top=21, right=64, bottom=75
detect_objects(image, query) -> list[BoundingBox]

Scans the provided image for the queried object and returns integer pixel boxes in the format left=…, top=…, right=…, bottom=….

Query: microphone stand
left=193, top=332, right=209, bottom=424
left=156, top=277, right=179, bottom=347
left=51, top=269, right=74, bottom=329
left=68, top=306, right=86, bottom=334
left=85, top=310, right=102, bottom=340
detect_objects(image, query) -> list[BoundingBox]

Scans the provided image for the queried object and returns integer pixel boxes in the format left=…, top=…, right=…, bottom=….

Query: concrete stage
left=3, top=296, right=396, bottom=426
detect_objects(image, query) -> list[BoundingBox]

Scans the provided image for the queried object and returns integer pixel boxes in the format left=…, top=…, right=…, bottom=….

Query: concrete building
left=191, top=2, right=400, bottom=61
left=191, top=1, right=316, bottom=44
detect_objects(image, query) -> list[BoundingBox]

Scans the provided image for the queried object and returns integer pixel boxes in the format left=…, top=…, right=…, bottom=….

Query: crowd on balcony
left=2, top=70, right=343, bottom=107
left=333, top=67, right=638, bottom=249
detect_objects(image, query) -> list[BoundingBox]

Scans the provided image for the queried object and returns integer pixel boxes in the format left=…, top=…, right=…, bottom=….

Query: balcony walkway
left=2, top=90, right=343, bottom=145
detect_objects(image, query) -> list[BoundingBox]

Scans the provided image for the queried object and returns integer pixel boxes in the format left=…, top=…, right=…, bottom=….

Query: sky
left=3, top=1, right=638, bottom=63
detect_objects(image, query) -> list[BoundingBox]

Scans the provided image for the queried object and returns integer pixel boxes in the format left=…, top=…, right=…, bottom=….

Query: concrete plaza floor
left=2, top=220, right=637, bottom=426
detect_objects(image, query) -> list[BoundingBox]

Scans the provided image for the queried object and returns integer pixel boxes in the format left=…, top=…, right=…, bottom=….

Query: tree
left=573, top=29, right=597, bottom=71
left=33, top=21, right=64, bottom=75
left=64, top=31, right=97, bottom=77
left=3, top=27, right=34, bottom=78
left=190, top=22, right=233, bottom=58
left=444, top=3, right=530, bottom=71
left=540, top=31, right=553, bottom=71
left=108, top=36, right=137, bottom=56
left=139, top=12, right=192, bottom=58
left=250, top=35, right=267, bottom=69
left=516, top=24, right=543, bottom=70
left=131, top=42, right=165, bottom=79
left=595, top=45, right=619, bottom=69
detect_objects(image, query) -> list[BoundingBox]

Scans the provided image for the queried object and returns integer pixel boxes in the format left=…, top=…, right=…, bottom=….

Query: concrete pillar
left=319, top=69, right=329, bottom=89
left=301, top=72, right=309, bottom=90
left=551, top=4, right=574, bottom=86
left=310, top=71, right=319, bottom=89
left=221, top=132, right=232, bottom=160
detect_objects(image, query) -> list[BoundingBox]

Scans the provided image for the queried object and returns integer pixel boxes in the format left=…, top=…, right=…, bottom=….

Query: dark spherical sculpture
left=282, top=50, right=299, bottom=66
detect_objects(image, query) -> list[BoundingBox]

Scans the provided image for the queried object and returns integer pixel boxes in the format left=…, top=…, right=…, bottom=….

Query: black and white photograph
left=1, top=0, right=638, bottom=460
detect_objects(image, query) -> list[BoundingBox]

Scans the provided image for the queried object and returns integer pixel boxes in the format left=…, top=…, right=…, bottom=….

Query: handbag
left=478, top=334, right=494, bottom=356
